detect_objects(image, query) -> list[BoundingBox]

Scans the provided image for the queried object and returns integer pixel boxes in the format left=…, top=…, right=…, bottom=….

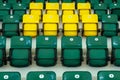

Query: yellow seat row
left=22, top=14, right=98, bottom=37
left=63, top=14, right=98, bottom=37
left=23, top=14, right=59, bottom=36
left=30, top=2, right=59, bottom=15
left=29, top=2, right=91, bottom=15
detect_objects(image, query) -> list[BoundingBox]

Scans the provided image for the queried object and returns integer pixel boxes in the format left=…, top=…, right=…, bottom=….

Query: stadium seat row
left=1, top=2, right=120, bottom=20
left=1, top=0, right=120, bottom=4
left=0, top=71, right=120, bottom=80
left=1, top=14, right=118, bottom=37
left=0, top=36, right=120, bottom=67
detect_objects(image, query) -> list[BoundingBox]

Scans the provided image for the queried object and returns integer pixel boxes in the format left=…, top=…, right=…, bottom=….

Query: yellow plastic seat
left=47, top=10, right=58, bottom=14
left=30, top=3, right=43, bottom=10
left=44, top=24, right=57, bottom=36
left=62, top=14, right=78, bottom=23
left=23, top=24, right=38, bottom=37
left=77, top=3, right=91, bottom=16
left=30, top=10, right=42, bottom=15
left=64, top=24, right=78, bottom=36
left=79, top=10, right=90, bottom=15
left=82, top=14, right=98, bottom=23
left=46, top=3, right=59, bottom=10
left=83, top=24, right=98, bottom=36
left=62, top=3, right=75, bottom=10
left=77, top=3, right=91, bottom=10
left=23, top=14, right=40, bottom=23
left=29, top=3, right=43, bottom=16
left=43, top=14, right=59, bottom=23
left=63, top=10, right=74, bottom=15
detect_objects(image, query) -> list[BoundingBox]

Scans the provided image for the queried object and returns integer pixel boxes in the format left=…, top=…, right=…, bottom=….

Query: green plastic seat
left=9, top=36, right=32, bottom=67
left=93, top=3, right=107, bottom=21
left=36, top=36, right=57, bottom=66
left=102, top=14, right=118, bottom=37
left=62, top=0, right=73, bottom=3
left=86, top=36, right=108, bottom=67
left=27, top=71, right=56, bottom=80
left=0, top=36, right=6, bottom=66
left=7, top=0, right=17, bottom=5
left=109, top=3, right=120, bottom=19
left=89, top=0, right=100, bottom=8
left=48, top=0, right=59, bottom=2
left=61, top=36, right=82, bottom=67
left=2, top=15, right=20, bottom=37
left=111, top=36, right=120, bottom=66
left=0, top=72, right=21, bottom=80
left=12, top=3, right=27, bottom=21
left=0, top=3, right=10, bottom=21
left=98, top=71, right=120, bottom=80
left=63, top=71, right=92, bottom=80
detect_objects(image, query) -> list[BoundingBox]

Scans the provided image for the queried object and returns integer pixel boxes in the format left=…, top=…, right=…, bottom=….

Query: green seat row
left=0, top=71, right=120, bottom=80
left=1, top=0, right=31, bottom=5
left=1, top=36, right=120, bottom=67
left=0, top=2, right=119, bottom=22
left=0, top=0, right=55, bottom=3
left=0, top=36, right=57, bottom=67
left=93, top=3, right=120, bottom=20
left=61, top=0, right=117, bottom=3
left=0, top=3, right=27, bottom=21
left=93, top=2, right=120, bottom=20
